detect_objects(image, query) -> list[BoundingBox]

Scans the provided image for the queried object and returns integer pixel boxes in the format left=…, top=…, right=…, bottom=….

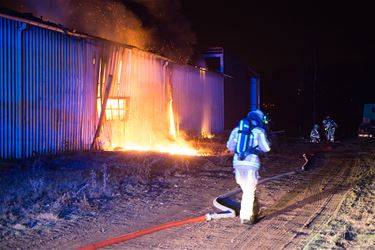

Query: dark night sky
left=180, top=0, right=374, bottom=137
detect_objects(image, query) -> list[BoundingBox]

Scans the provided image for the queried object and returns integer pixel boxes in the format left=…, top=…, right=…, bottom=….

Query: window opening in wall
left=96, top=97, right=129, bottom=121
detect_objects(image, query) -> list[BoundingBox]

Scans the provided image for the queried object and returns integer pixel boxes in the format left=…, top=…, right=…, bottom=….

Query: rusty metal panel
left=171, top=64, right=224, bottom=135
left=1, top=16, right=100, bottom=159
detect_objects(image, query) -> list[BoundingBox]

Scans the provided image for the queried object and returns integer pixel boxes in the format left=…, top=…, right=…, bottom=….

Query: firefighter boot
left=250, top=196, right=260, bottom=224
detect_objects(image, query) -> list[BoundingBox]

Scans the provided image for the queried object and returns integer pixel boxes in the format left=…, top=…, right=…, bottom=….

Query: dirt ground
left=0, top=135, right=374, bottom=250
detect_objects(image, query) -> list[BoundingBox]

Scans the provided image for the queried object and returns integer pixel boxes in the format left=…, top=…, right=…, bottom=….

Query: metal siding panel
left=74, top=39, right=79, bottom=150
left=31, top=26, right=36, bottom=157
left=77, top=40, right=82, bottom=149
left=77, top=40, right=83, bottom=150
left=81, top=43, right=86, bottom=148
left=1, top=14, right=224, bottom=159
left=0, top=19, right=3, bottom=158
left=57, top=33, right=62, bottom=152
left=51, top=32, right=55, bottom=154
left=12, top=20, right=16, bottom=157
left=23, top=27, right=28, bottom=157
left=47, top=31, right=52, bottom=152
left=6, top=19, right=10, bottom=157
left=9, top=20, right=15, bottom=157
left=4, top=19, right=8, bottom=157
left=62, top=37, right=66, bottom=151
left=71, top=38, right=75, bottom=150
left=59, top=36, right=64, bottom=152
left=36, top=26, right=40, bottom=155
left=51, top=31, right=57, bottom=154
left=73, top=39, right=79, bottom=150
left=100, top=46, right=168, bottom=148
left=46, top=30, right=51, bottom=153
left=48, top=30, right=53, bottom=153
left=41, top=27, right=45, bottom=154
left=172, top=65, right=201, bottom=134
left=6, top=20, right=10, bottom=157
left=26, top=28, right=31, bottom=157
left=15, top=22, right=21, bottom=158
left=64, top=36, right=69, bottom=151
left=24, top=24, right=29, bottom=157
left=68, top=38, right=73, bottom=150
left=171, top=64, right=224, bottom=135
left=61, top=34, right=67, bottom=152
left=0, top=18, right=4, bottom=158
left=69, top=37, right=74, bottom=150
left=0, top=16, right=101, bottom=159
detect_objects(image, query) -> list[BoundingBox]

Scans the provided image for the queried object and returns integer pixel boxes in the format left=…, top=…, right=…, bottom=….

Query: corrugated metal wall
left=0, top=17, right=100, bottom=159
left=171, top=64, right=224, bottom=135
left=99, top=46, right=169, bottom=148
left=95, top=46, right=225, bottom=147
left=1, top=14, right=225, bottom=159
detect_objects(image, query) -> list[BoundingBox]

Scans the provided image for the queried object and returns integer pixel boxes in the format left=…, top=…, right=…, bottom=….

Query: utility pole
left=313, top=48, right=317, bottom=125
left=248, top=66, right=260, bottom=111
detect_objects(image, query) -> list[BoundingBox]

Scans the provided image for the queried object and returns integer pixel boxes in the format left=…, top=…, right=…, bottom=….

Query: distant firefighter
left=322, top=116, right=338, bottom=142
left=310, top=124, right=320, bottom=143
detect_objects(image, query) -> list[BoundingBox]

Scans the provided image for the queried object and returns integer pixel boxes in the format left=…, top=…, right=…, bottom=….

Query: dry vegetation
left=0, top=135, right=374, bottom=249
left=0, top=135, right=228, bottom=244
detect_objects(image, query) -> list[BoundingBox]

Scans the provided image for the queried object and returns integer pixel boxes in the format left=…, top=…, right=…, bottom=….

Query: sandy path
left=3, top=141, right=372, bottom=250
left=113, top=147, right=356, bottom=249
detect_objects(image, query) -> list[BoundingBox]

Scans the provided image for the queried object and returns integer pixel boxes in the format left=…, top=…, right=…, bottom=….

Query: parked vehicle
left=358, top=122, right=375, bottom=138
left=358, top=104, right=375, bottom=138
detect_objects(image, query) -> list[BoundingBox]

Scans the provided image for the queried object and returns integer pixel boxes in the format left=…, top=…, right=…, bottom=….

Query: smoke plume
left=0, top=0, right=196, bottom=63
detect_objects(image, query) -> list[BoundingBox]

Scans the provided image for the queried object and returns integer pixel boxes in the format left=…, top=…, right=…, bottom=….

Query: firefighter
left=322, top=116, right=338, bottom=142
left=310, top=124, right=320, bottom=143
left=226, top=109, right=271, bottom=225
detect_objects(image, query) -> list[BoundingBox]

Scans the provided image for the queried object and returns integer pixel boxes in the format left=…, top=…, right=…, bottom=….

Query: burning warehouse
left=1, top=2, right=375, bottom=249
left=0, top=10, right=225, bottom=159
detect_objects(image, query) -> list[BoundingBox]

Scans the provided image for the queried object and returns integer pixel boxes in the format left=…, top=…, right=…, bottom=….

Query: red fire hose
left=76, top=169, right=305, bottom=249
left=77, top=152, right=317, bottom=250
left=76, top=215, right=208, bottom=250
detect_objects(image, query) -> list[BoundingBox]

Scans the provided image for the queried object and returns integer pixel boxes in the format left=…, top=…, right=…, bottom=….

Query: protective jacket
left=310, top=128, right=320, bottom=142
left=322, top=118, right=337, bottom=131
left=226, top=126, right=270, bottom=170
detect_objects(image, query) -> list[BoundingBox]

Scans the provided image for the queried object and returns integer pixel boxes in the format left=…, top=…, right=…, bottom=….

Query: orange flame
left=96, top=51, right=208, bottom=156
left=169, top=99, right=177, bottom=139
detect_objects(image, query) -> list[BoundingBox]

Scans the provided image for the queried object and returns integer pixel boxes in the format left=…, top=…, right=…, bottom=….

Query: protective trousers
left=327, top=128, right=336, bottom=142
left=235, top=168, right=259, bottom=220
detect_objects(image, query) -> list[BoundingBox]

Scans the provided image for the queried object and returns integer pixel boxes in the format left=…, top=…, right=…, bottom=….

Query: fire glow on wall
left=95, top=47, right=204, bottom=155
left=95, top=47, right=225, bottom=155
left=0, top=13, right=224, bottom=159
